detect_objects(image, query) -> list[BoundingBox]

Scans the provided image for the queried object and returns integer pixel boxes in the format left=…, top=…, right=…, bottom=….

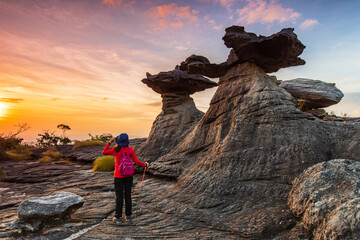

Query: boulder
left=288, top=159, right=360, bottom=239
left=138, top=68, right=217, bottom=163
left=222, top=26, right=306, bottom=73
left=11, top=192, right=84, bottom=232
left=279, top=78, right=344, bottom=109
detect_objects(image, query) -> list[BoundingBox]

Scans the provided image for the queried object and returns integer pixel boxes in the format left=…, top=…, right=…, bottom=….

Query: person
left=102, top=133, right=149, bottom=224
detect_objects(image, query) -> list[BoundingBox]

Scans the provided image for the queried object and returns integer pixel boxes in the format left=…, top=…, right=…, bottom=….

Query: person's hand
left=109, top=137, right=115, bottom=144
left=145, top=162, right=150, bottom=168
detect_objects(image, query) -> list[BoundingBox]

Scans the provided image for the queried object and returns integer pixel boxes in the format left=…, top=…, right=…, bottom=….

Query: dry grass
left=39, top=147, right=63, bottom=163
left=39, top=156, right=52, bottom=163
left=93, top=156, right=115, bottom=172
left=5, top=149, right=31, bottom=160
left=73, top=140, right=105, bottom=150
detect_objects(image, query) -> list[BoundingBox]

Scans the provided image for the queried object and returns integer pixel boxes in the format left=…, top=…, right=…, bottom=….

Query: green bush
left=88, top=133, right=113, bottom=143
left=93, top=156, right=115, bottom=172
left=73, top=140, right=105, bottom=150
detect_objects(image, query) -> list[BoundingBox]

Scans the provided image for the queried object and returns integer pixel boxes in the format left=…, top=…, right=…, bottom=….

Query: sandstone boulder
left=11, top=191, right=84, bottom=232
left=138, top=68, right=217, bottom=162
left=288, top=159, right=360, bottom=239
left=222, top=26, right=306, bottom=73
left=279, top=78, right=344, bottom=109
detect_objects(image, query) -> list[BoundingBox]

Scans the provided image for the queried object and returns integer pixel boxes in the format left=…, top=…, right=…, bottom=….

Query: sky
left=0, top=0, right=359, bottom=143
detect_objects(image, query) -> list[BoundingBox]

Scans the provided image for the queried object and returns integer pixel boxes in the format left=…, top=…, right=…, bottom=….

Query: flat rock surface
left=0, top=158, right=241, bottom=239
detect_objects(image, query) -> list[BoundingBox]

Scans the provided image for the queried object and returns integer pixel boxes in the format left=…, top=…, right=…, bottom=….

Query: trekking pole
left=134, top=162, right=148, bottom=219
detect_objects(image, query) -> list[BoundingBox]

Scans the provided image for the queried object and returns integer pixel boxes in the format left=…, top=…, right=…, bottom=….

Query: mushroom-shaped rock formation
left=138, top=68, right=217, bottom=163
left=148, top=62, right=360, bottom=239
left=279, top=78, right=344, bottom=110
left=222, top=26, right=306, bottom=73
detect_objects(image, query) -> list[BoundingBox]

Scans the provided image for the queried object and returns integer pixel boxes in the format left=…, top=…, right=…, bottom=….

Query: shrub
left=93, top=156, right=115, bottom=172
left=0, top=167, right=5, bottom=176
left=39, top=156, right=52, bottom=163
left=73, top=140, right=105, bottom=150
left=38, top=147, right=62, bottom=163
left=88, top=133, right=113, bottom=143
left=5, top=149, right=31, bottom=161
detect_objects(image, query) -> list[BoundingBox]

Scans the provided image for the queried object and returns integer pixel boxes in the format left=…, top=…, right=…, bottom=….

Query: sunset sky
left=0, top=0, right=359, bottom=143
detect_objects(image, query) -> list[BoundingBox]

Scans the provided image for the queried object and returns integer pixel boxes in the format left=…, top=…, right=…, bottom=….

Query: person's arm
left=102, top=137, right=116, bottom=155
left=130, top=148, right=148, bottom=167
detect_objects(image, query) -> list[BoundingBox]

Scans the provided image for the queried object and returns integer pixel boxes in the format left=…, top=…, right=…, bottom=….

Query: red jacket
left=102, top=144, right=146, bottom=178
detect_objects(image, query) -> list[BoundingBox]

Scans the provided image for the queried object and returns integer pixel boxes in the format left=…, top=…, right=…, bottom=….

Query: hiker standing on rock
left=102, top=133, right=149, bottom=224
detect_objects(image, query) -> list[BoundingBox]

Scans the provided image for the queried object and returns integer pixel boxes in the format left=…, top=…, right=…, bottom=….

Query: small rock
left=11, top=191, right=84, bottom=232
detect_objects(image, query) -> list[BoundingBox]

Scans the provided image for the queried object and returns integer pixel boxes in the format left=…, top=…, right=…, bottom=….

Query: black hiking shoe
left=125, top=216, right=132, bottom=222
left=112, top=217, right=123, bottom=224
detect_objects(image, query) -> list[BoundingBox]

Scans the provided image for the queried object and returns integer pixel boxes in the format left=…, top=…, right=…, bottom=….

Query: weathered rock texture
left=289, top=159, right=360, bottom=239
left=11, top=192, right=84, bottom=232
left=179, top=54, right=236, bottom=78
left=223, top=26, right=306, bottom=73
left=138, top=68, right=217, bottom=162
left=148, top=62, right=360, bottom=239
left=279, top=78, right=344, bottom=109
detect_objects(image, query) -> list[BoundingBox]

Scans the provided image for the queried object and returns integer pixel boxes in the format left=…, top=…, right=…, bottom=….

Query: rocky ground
left=0, top=153, right=241, bottom=240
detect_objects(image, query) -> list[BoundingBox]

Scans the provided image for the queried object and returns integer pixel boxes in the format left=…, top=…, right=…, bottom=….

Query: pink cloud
left=236, top=0, right=301, bottom=25
left=300, top=19, right=320, bottom=30
left=102, top=0, right=123, bottom=7
left=149, top=3, right=198, bottom=30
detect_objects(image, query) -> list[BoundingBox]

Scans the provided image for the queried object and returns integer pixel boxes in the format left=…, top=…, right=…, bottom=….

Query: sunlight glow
left=0, top=102, right=7, bottom=118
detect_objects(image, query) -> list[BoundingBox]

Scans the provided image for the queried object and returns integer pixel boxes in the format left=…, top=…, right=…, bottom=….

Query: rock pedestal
left=11, top=192, right=84, bottom=232
left=138, top=68, right=217, bottom=163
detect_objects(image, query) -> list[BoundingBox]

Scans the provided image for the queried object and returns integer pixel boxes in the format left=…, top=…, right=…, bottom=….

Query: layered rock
left=11, top=192, right=84, bottom=232
left=279, top=78, right=344, bottom=110
left=222, top=26, right=306, bottom=73
left=149, top=62, right=360, bottom=239
left=138, top=68, right=217, bottom=163
left=288, top=159, right=360, bottom=239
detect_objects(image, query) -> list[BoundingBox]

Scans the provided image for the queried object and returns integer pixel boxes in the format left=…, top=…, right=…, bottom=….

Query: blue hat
left=115, top=133, right=129, bottom=147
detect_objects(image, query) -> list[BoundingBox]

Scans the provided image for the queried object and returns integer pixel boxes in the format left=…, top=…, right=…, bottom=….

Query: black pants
left=114, top=176, right=133, bottom=218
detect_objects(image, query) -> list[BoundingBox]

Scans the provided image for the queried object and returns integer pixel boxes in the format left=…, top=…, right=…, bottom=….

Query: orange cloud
left=0, top=98, right=24, bottom=103
left=102, top=0, right=123, bottom=7
left=300, top=19, right=320, bottom=30
left=236, top=0, right=301, bottom=25
left=149, top=3, right=199, bottom=29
